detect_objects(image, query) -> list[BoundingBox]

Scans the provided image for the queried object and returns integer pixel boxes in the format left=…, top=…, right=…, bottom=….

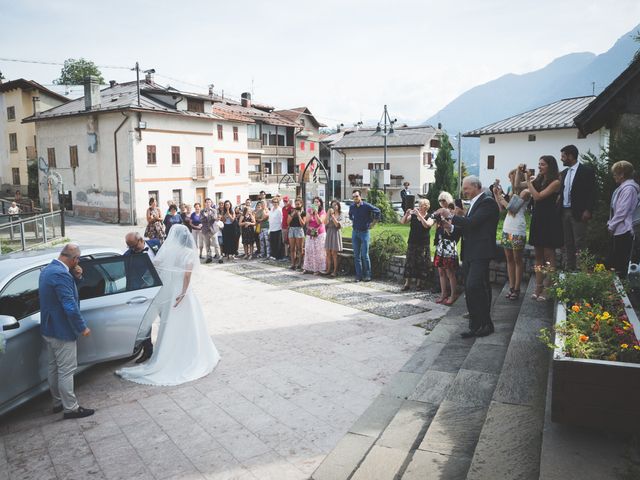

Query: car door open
left=76, top=254, right=162, bottom=364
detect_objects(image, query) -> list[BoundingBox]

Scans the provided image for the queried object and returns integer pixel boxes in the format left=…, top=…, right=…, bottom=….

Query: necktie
left=564, top=168, right=574, bottom=207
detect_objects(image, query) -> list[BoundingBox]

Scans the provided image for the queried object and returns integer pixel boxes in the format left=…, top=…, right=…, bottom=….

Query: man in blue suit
left=39, top=243, right=95, bottom=419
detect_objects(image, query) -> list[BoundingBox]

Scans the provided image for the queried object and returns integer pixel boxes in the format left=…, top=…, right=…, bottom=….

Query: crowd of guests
left=142, top=191, right=351, bottom=276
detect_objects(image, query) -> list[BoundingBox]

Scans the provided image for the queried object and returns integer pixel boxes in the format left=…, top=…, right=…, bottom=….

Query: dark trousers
left=269, top=230, right=284, bottom=259
left=463, top=258, right=493, bottom=331
left=608, top=232, right=633, bottom=279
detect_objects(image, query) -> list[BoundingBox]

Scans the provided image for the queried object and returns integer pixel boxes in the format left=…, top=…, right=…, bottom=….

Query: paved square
left=0, top=218, right=447, bottom=479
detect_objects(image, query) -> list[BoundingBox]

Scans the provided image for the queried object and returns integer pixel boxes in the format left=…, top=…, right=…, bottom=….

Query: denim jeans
left=352, top=229, right=371, bottom=280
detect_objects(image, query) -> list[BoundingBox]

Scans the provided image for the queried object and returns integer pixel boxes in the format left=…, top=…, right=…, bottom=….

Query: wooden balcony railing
left=192, top=165, right=215, bottom=180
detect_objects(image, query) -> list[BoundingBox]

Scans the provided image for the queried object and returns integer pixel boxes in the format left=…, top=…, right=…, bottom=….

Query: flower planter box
left=551, top=280, right=640, bottom=432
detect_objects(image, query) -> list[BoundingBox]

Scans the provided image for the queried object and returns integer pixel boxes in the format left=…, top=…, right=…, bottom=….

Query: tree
left=0, top=70, right=5, bottom=83
left=366, top=178, right=398, bottom=224
left=54, top=58, right=104, bottom=85
left=427, top=132, right=457, bottom=210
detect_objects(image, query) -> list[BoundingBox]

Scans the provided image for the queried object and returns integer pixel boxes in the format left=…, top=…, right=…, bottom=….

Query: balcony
left=249, top=172, right=298, bottom=185
left=348, top=173, right=404, bottom=188
left=192, top=164, right=215, bottom=180
left=262, top=145, right=294, bottom=157
left=248, top=139, right=263, bottom=150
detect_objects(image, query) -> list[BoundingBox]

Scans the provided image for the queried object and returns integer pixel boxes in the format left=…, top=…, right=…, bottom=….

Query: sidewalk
left=0, top=218, right=448, bottom=480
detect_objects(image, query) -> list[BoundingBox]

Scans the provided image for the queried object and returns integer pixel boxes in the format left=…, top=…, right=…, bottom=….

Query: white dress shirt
left=269, top=207, right=282, bottom=232
left=563, top=162, right=579, bottom=208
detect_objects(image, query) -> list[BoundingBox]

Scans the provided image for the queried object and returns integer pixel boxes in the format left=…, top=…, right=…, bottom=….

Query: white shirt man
left=562, top=161, right=580, bottom=208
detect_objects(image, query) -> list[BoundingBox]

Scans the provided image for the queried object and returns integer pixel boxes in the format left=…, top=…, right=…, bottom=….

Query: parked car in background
left=0, top=247, right=162, bottom=416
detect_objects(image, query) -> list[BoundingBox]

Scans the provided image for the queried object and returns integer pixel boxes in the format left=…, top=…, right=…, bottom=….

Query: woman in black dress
left=240, top=207, right=256, bottom=259
left=527, top=155, right=563, bottom=301
left=400, top=199, right=435, bottom=291
left=221, top=200, right=237, bottom=259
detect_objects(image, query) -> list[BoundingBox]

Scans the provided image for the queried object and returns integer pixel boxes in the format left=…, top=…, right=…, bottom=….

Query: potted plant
left=540, top=254, right=640, bottom=432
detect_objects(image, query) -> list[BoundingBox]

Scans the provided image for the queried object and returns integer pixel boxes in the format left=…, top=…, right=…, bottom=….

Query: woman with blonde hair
left=433, top=191, right=460, bottom=304
left=493, top=165, right=531, bottom=300
left=607, top=160, right=639, bottom=278
left=400, top=198, right=434, bottom=290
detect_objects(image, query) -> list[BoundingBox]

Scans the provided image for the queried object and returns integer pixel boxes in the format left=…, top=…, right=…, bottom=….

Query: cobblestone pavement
left=0, top=218, right=449, bottom=480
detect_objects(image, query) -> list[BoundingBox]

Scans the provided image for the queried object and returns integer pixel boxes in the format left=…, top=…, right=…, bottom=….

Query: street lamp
left=373, top=105, right=397, bottom=194
left=451, top=131, right=463, bottom=197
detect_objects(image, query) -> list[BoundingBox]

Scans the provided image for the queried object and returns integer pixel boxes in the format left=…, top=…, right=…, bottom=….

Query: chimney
left=208, top=84, right=214, bottom=97
left=144, top=69, right=155, bottom=84
left=109, top=80, right=117, bottom=88
left=32, top=96, right=40, bottom=117
left=84, top=75, right=101, bottom=111
left=241, top=92, right=251, bottom=108
left=437, top=122, right=442, bottom=130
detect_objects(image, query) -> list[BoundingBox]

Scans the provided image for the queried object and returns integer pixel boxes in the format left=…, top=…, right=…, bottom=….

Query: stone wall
left=384, top=243, right=565, bottom=285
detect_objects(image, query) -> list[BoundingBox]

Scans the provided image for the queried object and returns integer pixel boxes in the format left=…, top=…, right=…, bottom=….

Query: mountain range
left=424, top=24, right=640, bottom=174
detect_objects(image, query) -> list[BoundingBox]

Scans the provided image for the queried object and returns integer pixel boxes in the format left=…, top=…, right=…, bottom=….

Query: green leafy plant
left=54, top=58, right=105, bottom=85
left=368, top=231, right=406, bottom=277
left=366, top=181, right=398, bottom=224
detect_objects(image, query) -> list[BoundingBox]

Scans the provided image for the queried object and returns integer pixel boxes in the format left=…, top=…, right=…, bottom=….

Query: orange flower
left=572, top=305, right=581, bottom=313
left=584, top=303, right=591, bottom=307
left=579, top=335, right=589, bottom=342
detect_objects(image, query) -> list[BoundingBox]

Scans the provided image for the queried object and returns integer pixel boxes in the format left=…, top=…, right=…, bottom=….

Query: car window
left=0, top=268, right=41, bottom=320
left=78, top=255, right=161, bottom=300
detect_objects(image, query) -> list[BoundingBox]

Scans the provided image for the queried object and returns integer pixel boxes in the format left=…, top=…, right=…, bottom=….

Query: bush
left=368, top=231, right=406, bottom=277
left=367, top=186, right=397, bottom=224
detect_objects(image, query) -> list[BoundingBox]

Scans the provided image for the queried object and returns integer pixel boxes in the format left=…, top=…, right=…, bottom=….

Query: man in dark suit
left=400, top=182, right=412, bottom=212
left=443, top=176, right=499, bottom=338
left=559, top=144, right=596, bottom=270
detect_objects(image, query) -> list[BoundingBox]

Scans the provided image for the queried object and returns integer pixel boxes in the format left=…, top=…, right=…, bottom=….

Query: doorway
left=196, top=188, right=206, bottom=206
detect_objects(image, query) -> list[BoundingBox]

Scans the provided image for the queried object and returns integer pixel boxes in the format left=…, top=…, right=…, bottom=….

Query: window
left=172, top=189, right=182, bottom=206
left=9, top=133, right=17, bottom=152
left=487, top=155, right=495, bottom=170
left=233, top=126, right=239, bottom=142
left=235, top=158, right=240, bottom=174
left=78, top=256, right=162, bottom=300
left=148, top=190, right=159, bottom=204
left=310, top=142, right=315, bottom=151
left=0, top=268, right=42, bottom=320
left=6, top=106, right=15, bottom=121
left=171, top=146, right=181, bottom=165
left=69, top=145, right=79, bottom=168
left=219, top=158, right=226, bottom=174
left=300, top=141, right=305, bottom=151
left=187, top=98, right=204, bottom=113
left=423, top=152, right=433, bottom=166
left=12, top=168, right=20, bottom=185
left=47, top=148, right=56, bottom=168
left=300, top=119, right=306, bottom=127
left=248, top=124, right=260, bottom=139
left=337, top=164, right=342, bottom=173
left=488, top=137, right=495, bottom=144
left=217, top=124, right=223, bottom=140
left=528, top=134, right=536, bottom=142
left=147, top=145, right=157, bottom=165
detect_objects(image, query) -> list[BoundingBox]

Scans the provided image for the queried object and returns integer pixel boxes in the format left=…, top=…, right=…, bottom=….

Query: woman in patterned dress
left=433, top=191, right=460, bottom=305
left=302, top=197, right=327, bottom=274
left=145, top=197, right=165, bottom=243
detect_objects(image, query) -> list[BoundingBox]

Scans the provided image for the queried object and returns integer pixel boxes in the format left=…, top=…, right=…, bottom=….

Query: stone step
left=464, top=277, right=553, bottom=480
left=313, top=280, right=525, bottom=480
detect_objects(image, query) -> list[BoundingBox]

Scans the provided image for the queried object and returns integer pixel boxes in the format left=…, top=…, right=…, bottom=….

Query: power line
left=0, top=57, right=131, bottom=70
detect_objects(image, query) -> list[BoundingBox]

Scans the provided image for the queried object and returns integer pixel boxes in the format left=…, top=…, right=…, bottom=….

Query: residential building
left=464, top=96, right=609, bottom=188
left=0, top=79, right=68, bottom=198
left=320, top=129, right=348, bottom=199
left=24, top=75, right=251, bottom=224
left=274, top=107, right=327, bottom=175
left=331, top=126, right=441, bottom=202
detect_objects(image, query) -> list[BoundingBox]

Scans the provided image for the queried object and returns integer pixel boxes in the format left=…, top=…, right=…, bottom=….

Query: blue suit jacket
left=39, top=260, right=87, bottom=341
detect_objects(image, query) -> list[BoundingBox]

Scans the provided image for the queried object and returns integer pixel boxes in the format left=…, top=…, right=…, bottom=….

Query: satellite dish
left=38, top=156, right=49, bottom=174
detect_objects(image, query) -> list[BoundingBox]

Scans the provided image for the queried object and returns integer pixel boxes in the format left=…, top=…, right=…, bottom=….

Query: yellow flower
left=621, top=344, right=629, bottom=349
left=601, top=312, right=611, bottom=320
left=572, top=305, right=581, bottom=313
left=594, top=263, right=606, bottom=272
left=634, top=346, right=640, bottom=351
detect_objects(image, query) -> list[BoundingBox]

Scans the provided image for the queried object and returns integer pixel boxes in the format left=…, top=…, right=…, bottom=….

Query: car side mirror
left=1, top=315, right=19, bottom=331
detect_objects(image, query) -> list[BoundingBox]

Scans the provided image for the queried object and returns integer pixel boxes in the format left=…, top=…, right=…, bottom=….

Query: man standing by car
left=442, top=176, right=499, bottom=338
left=559, top=144, right=596, bottom=271
left=39, top=243, right=94, bottom=419
left=348, top=190, right=381, bottom=282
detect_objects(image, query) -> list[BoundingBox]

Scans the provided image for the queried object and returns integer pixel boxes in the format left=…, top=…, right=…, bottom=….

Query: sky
left=1, top=0, right=639, bottom=127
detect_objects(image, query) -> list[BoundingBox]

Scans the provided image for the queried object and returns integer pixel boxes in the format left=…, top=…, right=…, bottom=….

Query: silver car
left=0, top=247, right=162, bottom=416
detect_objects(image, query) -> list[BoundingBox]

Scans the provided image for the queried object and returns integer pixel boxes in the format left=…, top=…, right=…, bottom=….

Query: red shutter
left=217, top=125, right=223, bottom=140
left=233, top=126, right=239, bottom=141
left=300, top=141, right=305, bottom=151
left=310, top=142, right=315, bottom=151
left=235, top=158, right=240, bottom=174
left=220, top=158, right=225, bottom=174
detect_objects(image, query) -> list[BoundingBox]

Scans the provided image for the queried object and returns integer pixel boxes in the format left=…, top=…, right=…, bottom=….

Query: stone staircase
left=312, top=277, right=553, bottom=480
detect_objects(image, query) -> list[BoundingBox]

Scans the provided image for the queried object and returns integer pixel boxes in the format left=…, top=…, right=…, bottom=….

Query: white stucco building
left=330, top=126, right=441, bottom=202
left=465, top=96, right=609, bottom=187
left=25, top=76, right=251, bottom=224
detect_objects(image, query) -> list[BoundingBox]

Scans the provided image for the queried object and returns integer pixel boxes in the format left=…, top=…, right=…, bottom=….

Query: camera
left=430, top=212, right=443, bottom=222
left=519, top=164, right=527, bottom=173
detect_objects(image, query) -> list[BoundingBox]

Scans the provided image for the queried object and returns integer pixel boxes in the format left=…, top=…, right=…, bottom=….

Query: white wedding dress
left=116, top=225, right=220, bottom=386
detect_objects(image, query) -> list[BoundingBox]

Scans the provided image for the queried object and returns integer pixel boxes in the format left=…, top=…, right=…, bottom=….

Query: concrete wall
left=477, top=128, right=608, bottom=188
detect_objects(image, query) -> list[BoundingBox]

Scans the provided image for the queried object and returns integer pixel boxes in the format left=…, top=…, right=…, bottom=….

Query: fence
left=0, top=210, right=65, bottom=254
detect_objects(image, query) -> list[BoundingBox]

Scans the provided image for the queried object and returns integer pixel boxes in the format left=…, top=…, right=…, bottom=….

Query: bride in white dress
left=116, top=224, right=220, bottom=386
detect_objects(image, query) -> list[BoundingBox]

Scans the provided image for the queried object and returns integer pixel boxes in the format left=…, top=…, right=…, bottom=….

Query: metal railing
left=0, top=210, right=65, bottom=255
left=0, top=198, right=41, bottom=214
left=248, top=172, right=297, bottom=184
left=191, top=165, right=215, bottom=180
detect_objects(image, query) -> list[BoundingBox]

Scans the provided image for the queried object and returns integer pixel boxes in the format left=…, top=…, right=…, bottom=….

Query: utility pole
left=457, top=131, right=462, bottom=197
left=135, top=62, right=140, bottom=107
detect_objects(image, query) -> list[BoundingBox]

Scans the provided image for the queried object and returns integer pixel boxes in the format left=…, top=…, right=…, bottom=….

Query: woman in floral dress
left=145, top=197, right=165, bottom=243
left=302, top=197, right=327, bottom=274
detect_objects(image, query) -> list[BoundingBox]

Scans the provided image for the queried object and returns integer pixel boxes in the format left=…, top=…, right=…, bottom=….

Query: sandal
left=444, top=295, right=459, bottom=306
left=531, top=284, right=543, bottom=300
left=508, top=289, right=521, bottom=300
left=435, top=297, right=447, bottom=304
left=536, top=294, right=547, bottom=302
left=506, top=287, right=515, bottom=298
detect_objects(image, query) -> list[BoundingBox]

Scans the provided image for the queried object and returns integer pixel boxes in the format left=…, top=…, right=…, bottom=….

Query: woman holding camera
left=527, top=156, right=563, bottom=300
left=493, top=166, right=531, bottom=300
left=221, top=200, right=237, bottom=259
left=302, top=197, right=327, bottom=274
left=400, top=199, right=434, bottom=291
left=433, top=191, right=460, bottom=304
left=324, top=200, right=343, bottom=277
left=288, top=197, right=306, bottom=270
